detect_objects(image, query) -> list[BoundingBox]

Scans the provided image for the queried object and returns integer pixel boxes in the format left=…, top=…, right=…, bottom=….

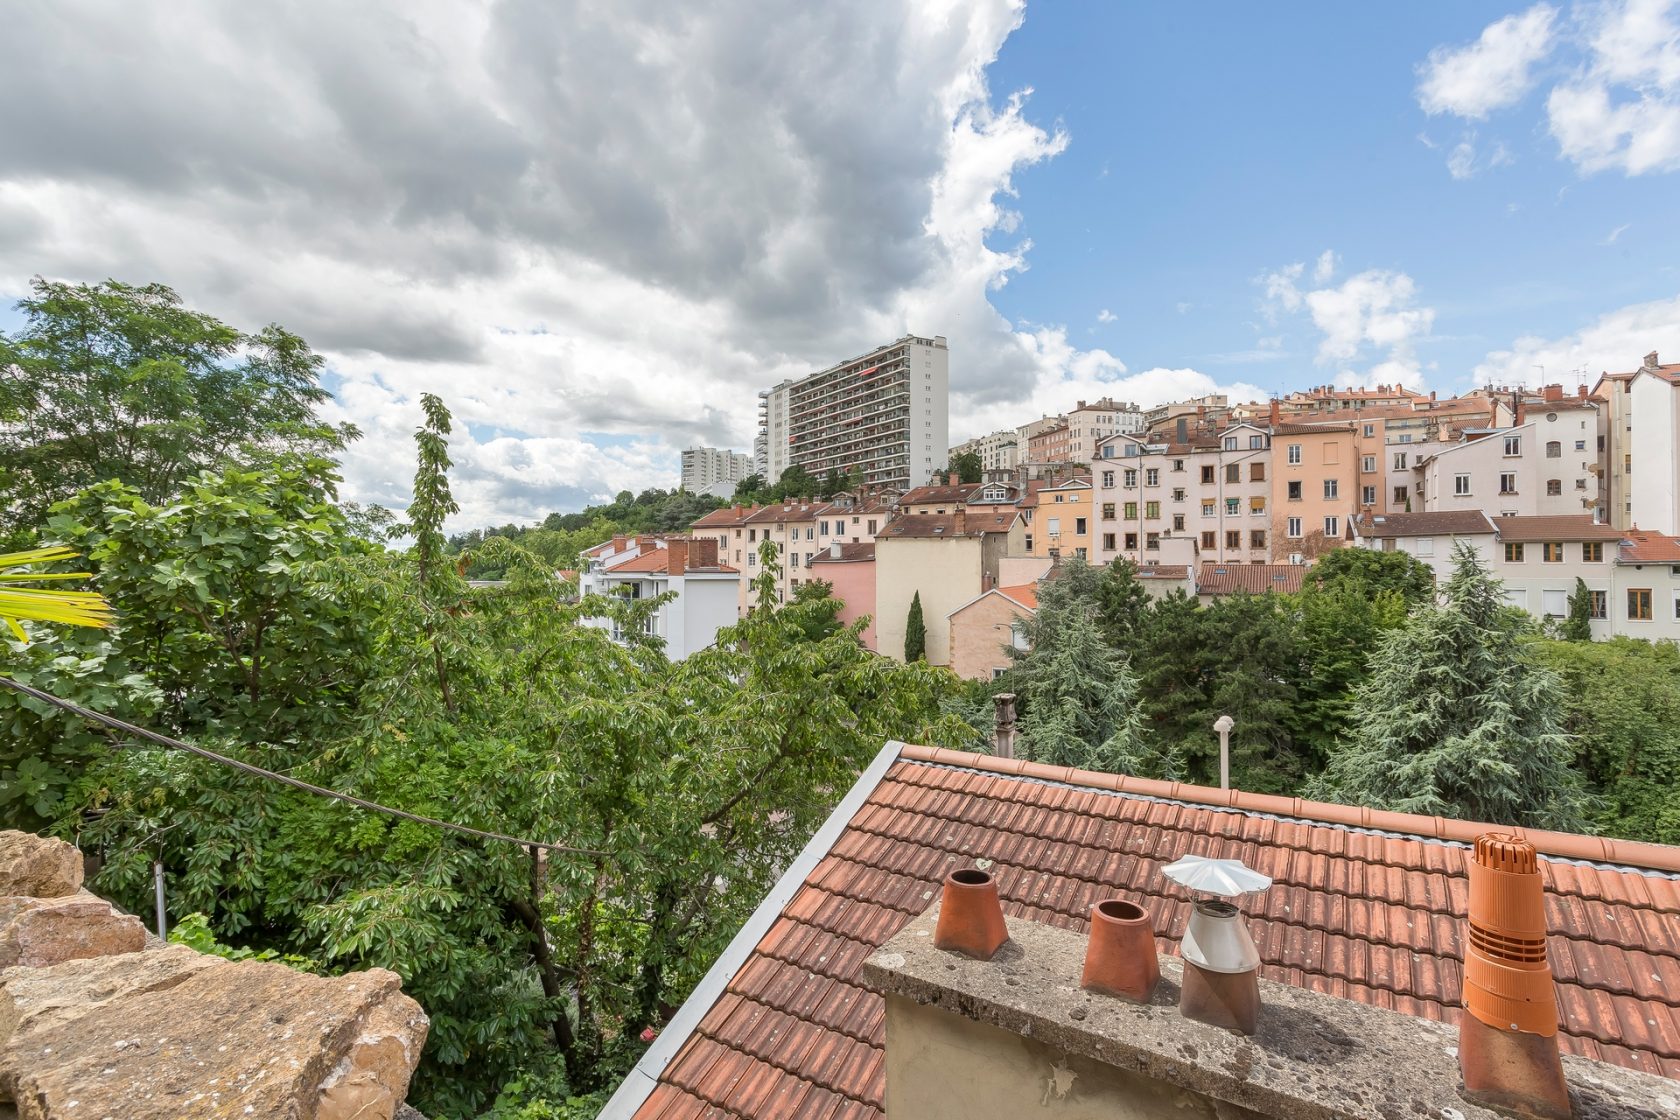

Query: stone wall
left=0, top=830, right=429, bottom=1120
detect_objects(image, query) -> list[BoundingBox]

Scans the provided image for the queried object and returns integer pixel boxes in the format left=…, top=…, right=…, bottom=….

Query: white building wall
left=1612, top=560, right=1680, bottom=641
left=1628, top=374, right=1680, bottom=535
left=1419, top=427, right=1539, bottom=517
left=1527, top=406, right=1600, bottom=517
left=1488, top=543, right=1615, bottom=640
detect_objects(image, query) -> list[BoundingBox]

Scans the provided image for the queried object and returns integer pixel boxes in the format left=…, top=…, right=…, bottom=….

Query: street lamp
left=1213, top=714, right=1234, bottom=790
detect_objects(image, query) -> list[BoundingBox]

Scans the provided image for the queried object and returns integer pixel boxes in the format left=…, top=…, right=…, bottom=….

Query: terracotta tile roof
left=809, top=543, right=876, bottom=564
left=1494, top=516, right=1626, bottom=543
left=898, top=483, right=981, bottom=506
left=691, top=505, right=762, bottom=529
left=608, top=550, right=674, bottom=574
left=877, top=512, right=1016, bottom=539
left=1354, top=511, right=1497, bottom=539
left=1196, top=563, right=1306, bottom=596
left=1620, top=530, right=1680, bottom=564
left=1136, top=564, right=1190, bottom=579
left=743, top=502, right=825, bottom=525
left=995, top=583, right=1038, bottom=609
left=1268, top=421, right=1357, bottom=436
left=623, top=747, right=1680, bottom=1118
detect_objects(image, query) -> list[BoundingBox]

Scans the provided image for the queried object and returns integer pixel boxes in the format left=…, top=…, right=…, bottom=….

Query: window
left=1102, top=502, right=1116, bottom=520
left=1454, top=474, right=1471, bottom=496
left=1323, top=479, right=1339, bottom=500
left=1226, top=463, right=1241, bottom=483
left=1201, top=531, right=1216, bottom=548
left=1223, top=436, right=1237, bottom=451
left=1546, top=479, right=1562, bottom=496
left=1363, top=424, right=1375, bottom=437
left=1323, top=516, right=1340, bottom=538
left=1575, top=479, right=1588, bottom=490
left=1362, top=455, right=1376, bottom=473
left=1250, top=497, right=1266, bottom=516
left=1201, top=465, right=1215, bottom=484
left=1499, top=473, right=1517, bottom=495
left=1173, top=514, right=1185, bottom=531
left=1393, top=486, right=1409, bottom=505
left=1288, top=444, right=1302, bottom=464
left=1628, top=588, right=1653, bottom=621
left=1250, top=463, right=1265, bottom=482
left=1575, top=440, right=1586, bottom=451
left=789, top=552, right=799, bottom=568
left=1251, top=530, right=1267, bottom=549
left=1102, top=533, right=1116, bottom=550
left=1054, top=494, right=1064, bottom=503
left=1362, top=485, right=1376, bottom=505
left=1393, top=452, right=1408, bottom=470
left=748, top=528, right=757, bottom=542
left=1025, top=534, right=1034, bottom=551
left=1588, top=589, right=1606, bottom=619
left=1249, top=434, right=1265, bottom=449
left=1146, top=532, right=1160, bottom=551
left=1124, top=533, right=1138, bottom=550
left=1398, top=433, right=1412, bottom=444
left=867, top=519, right=878, bottom=534
left=1542, top=542, right=1564, bottom=563
left=1226, top=530, right=1241, bottom=549
left=1202, top=500, right=1216, bottom=517
left=1145, top=468, right=1160, bottom=486
left=1287, top=480, right=1303, bottom=501
left=1546, top=441, right=1561, bottom=458
left=1145, top=501, right=1160, bottom=520
left=1287, top=517, right=1303, bottom=538
left=1102, top=470, right=1114, bottom=487
left=1503, top=435, right=1521, bottom=457
left=1417, top=538, right=1434, bottom=557
left=1124, top=501, right=1138, bottom=520
left=1582, top=541, right=1603, bottom=562
left=1543, top=590, right=1568, bottom=618
left=1172, top=488, right=1186, bottom=501
left=1225, top=497, right=1239, bottom=516
left=1172, top=459, right=1185, bottom=472
left=1504, top=542, right=1524, bottom=563
left=1124, top=469, right=1138, bottom=487
left=1075, top=517, right=1087, bottom=535
left=1047, top=517, right=1061, bottom=535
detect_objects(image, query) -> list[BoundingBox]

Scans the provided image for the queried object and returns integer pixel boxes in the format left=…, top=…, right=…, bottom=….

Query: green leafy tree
left=905, top=591, right=927, bottom=662
left=0, top=278, right=356, bottom=531
left=1096, top=557, right=1152, bottom=651
left=1309, top=543, right=1589, bottom=831
left=1562, top=578, right=1594, bottom=641
left=1304, top=547, right=1435, bottom=605
left=1286, top=581, right=1408, bottom=770
left=948, top=450, right=983, bottom=484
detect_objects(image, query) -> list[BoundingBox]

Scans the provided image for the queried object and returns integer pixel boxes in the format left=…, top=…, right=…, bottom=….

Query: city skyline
left=2, top=2, right=1677, bottom=529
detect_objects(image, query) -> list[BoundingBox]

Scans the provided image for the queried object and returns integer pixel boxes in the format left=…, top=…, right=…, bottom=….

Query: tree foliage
left=0, top=278, right=356, bottom=532
left=1308, top=543, right=1589, bottom=831
left=1562, top=577, right=1594, bottom=641
left=947, top=450, right=983, bottom=484
left=905, top=591, right=927, bottom=662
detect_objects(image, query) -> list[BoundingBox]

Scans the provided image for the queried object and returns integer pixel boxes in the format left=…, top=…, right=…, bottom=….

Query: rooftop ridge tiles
left=895, top=747, right=1680, bottom=876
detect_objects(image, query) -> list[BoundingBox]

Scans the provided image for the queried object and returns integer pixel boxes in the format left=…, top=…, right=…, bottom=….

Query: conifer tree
left=905, top=591, right=927, bottom=662
left=1309, top=542, right=1589, bottom=831
left=1563, top=577, right=1594, bottom=642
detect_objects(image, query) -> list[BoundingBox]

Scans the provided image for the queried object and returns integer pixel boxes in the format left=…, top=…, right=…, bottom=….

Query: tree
left=1286, top=577, right=1408, bottom=770
left=1309, top=543, right=1589, bottom=831
left=0, top=278, right=356, bottom=532
left=1096, top=557, right=1152, bottom=651
left=1305, top=547, right=1435, bottom=606
left=948, top=450, right=983, bottom=484
left=905, top=591, right=927, bottom=662
left=1562, top=578, right=1594, bottom=641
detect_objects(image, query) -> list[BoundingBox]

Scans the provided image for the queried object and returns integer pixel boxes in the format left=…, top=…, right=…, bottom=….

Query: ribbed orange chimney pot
left=1459, top=834, right=1572, bottom=1120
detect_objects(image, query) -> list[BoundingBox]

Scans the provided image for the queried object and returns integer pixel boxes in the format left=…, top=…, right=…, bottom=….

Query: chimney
left=1543, top=384, right=1563, bottom=402
left=1430, top=390, right=1437, bottom=401
left=1459, top=834, right=1569, bottom=1120
left=1268, top=399, right=1280, bottom=425
left=664, top=540, right=689, bottom=574
left=1644, top=351, right=1660, bottom=370
left=953, top=507, right=967, bottom=534
left=690, top=538, right=718, bottom=569
left=991, top=693, right=1017, bottom=760
left=611, top=535, right=628, bottom=553
left=1175, top=417, right=1188, bottom=442
left=828, top=541, right=842, bottom=559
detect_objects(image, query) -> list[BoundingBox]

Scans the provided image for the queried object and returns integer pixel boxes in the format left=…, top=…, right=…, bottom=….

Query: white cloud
left=0, top=0, right=1176, bottom=529
left=1260, top=253, right=1436, bottom=388
left=1097, top=308, right=1116, bottom=323
left=1603, top=221, right=1633, bottom=243
left=1474, top=291, right=1680, bottom=385
left=1416, top=4, right=1558, bottom=119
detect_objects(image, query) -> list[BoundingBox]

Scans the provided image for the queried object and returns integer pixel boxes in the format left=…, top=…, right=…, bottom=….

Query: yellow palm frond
left=0, top=547, right=114, bottom=643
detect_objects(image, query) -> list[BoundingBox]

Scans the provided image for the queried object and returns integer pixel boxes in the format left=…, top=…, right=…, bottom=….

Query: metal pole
left=1214, top=715, right=1235, bottom=791
left=152, top=859, right=167, bottom=939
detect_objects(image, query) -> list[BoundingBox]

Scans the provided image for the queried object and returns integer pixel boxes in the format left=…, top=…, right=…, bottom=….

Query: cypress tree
left=1309, top=542, right=1589, bottom=831
left=905, top=591, right=927, bottom=662
left=1562, top=577, right=1594, bottom=642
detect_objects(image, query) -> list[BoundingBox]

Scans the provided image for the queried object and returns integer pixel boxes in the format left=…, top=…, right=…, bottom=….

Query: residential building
left=1611, top=529, right=1680, bottom=641
left=1064, top=397, right=1141, bottom=461
left=946, top=584, right=1037, bottom=679
left=1193, top=561, right=1305, bottom=603
left=1351, top=510, right=1498, bottom=572
left=1487, top=515, right=1624, bottom=636
left=1278, top=382, right=1429, bottom=414
left=1595, top=368, right=1636, bottom=528
left=1015, top=415, right=1065, bottom=444
left=576, top=537, right=739, bottom=659
left=1140, top=393, right=1228, bottom=431
left=875, top=509, right=1024, bottom=665
left=948, top=429, right=1020, bottom=473
left=742, top=499, right=826, bottom=609
left=1621, top=352, right=1680, bottom=535
left=1025, top=420, right=1073, bottom=463
left=756, top=334, right=950, bottom=490
left=807, top=541, right=878, bottom=650
left=603, top=742, right=1680, bottom=1120
left=679, top=446, right=753, bottom=497
left=1091, top=423, right=1272, bottom=567
left=1024, top=476, right=1092, bottom=560
left=690, top=503, right=763, bottom=574
left=898, top=482, right=981, bottom=515
left=1269, top=421, right=1357, bottom=562
left=1413, top=415, right=1597, bottom=519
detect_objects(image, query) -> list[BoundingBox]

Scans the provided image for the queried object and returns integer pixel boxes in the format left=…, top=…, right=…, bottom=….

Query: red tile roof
left=1196, top=563, right=1306, bottom=596
left=1354, top=511, right=1497, bottom=539
left=1135, top=565, right=1190, bottom=580
left=691, top=505, right=762, bottom=529
left=876, top=512, right=1016, bottom=540
left=1620, top=531, right=1680, bottom=564
left=995, top=583, right=1038, bottom=609
left=898, top=483, right=981, bottom=507
left=623, top=746, right=1680, bottom=1118
left=1494, top=516, right=1625, bottom=543
left=809, top=543, right=876, bottom=564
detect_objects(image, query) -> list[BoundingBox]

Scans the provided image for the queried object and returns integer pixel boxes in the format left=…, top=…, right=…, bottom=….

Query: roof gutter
left=597, top=739, right=910, bottom=1120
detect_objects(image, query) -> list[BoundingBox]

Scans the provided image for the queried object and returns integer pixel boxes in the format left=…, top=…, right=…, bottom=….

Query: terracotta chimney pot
left=1081, top=899, right=1159, bottom=1003
left=934, top=868, right=1009, bottom=961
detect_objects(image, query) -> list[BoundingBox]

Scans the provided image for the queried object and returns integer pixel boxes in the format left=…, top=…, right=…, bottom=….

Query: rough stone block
left=0, top=835, right=82, bottom=901
left=0, top=942, right=220, bottom=1047
left=0, top=893, right=145, bottom=969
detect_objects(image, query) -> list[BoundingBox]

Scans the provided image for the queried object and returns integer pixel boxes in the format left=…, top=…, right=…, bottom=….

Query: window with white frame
left=1287, top=517, right=1302, bottom=538
left=1503, top=435, right=1521, bottom=456
left=1499, top=472, right=1517, bottom=494
left=1324, top=516, right=1339, bottom=538
left=1454, top=474, right=1471, bottom=496
left=1287, top=444, right=1302, bottom=464
left=1323, top=479, right=1338, bottom=499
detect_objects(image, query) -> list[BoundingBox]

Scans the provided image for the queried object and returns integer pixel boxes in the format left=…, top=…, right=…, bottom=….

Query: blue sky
left=982, top=2, right=1679, bottom=394
left=3, top=1, right=1678, bottom=525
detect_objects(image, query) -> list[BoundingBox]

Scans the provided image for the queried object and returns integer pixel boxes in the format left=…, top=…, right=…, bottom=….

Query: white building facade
left=681, top=446, right=754, bottom=496
left=578, top=537, right=741, bottom=659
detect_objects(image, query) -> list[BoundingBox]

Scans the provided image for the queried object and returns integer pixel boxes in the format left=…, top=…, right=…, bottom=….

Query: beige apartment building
left=1270, top=421, right=1358, bottom=562
left=875, top=509, right=1024, bottom=666
left=1022, top=477, right=1092, bottom=560
left=946, top=584, right=1037, bottom=680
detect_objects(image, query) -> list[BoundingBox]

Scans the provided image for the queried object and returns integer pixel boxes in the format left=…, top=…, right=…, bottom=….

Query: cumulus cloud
left=1096, top=308, right=1116, bottom=323
left=1474, top=291, right=1680, bottom=384
left=1259, top=252, right=1436, bottom=388
left=1420, top=1, right=1680, bottom=177
left=1, top=0, right=1216, bottom=528
left=1416, top=4, right=1558, bottom=119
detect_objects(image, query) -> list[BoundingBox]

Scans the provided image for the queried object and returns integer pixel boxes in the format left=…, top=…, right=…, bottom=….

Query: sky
left=2, top=0, right=1678, bottom=528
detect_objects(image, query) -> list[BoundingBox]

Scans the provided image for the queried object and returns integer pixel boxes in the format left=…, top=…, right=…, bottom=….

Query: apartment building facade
left=756, top=334, right=949, bottom=490
left=1414, top=413, right=1597, bottom=519
left=1269, top=422, right=1357, bottom=562
left=680, top=446, right=753, bottom=497
left=949, top=429, right=1021, bottom=473
left=1064, top=398, right=1142, bottom=462
left=1617, top=353, right=1680, bottom=535
left=1023, top=477, right=1092, bottom=560
left=577, top=537, right=740, bottom=659
left=875, top=509, right=1025, bottom=666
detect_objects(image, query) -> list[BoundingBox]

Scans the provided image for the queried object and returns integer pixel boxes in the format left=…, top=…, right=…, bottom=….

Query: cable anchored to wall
left=0, top=675, right=604, bottom=857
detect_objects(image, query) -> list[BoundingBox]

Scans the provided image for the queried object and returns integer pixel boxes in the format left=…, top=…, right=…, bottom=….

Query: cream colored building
left=875, top=510, right=1024, bottom=665
left=1269, top=421, right=1357, bottom=563
left=946, top=585, right=1036, bottom=680
left=1091, top=424, right=1272, bottom=567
